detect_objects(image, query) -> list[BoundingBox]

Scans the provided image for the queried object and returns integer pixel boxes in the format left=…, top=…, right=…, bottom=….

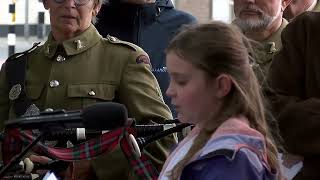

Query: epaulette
left=106, top=35, right=139, bottom=52
left=7, top=42, right=41, bottom=61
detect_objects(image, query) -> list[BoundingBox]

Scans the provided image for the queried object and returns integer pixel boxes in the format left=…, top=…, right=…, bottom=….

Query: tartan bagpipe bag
left=1, top=126, right=158, bottom=180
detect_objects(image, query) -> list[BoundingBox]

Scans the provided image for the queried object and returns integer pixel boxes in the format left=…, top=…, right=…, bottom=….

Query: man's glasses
left=53, top=0, right=91, bottom=6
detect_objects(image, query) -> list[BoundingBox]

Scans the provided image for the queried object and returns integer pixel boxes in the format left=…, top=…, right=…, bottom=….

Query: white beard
left=234, top=4, right=282, bottom=32
left=234, top=15, right=275, bottom=32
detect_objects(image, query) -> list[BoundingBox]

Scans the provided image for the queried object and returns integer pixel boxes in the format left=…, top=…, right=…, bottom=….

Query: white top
left=158, top=127, right=199, bottom=180
left=307, top=0, right=318, bottom=11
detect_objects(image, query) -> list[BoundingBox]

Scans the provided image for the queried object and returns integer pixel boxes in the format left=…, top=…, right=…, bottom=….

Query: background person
left=233, top=0, right=291, bottom=85
left=95, top=0, right=197, bottom=117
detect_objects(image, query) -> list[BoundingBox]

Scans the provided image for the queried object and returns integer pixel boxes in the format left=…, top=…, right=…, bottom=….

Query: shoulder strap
left=106, top=35, right=139, bottom=52
left=5, top=43, right=41, bottom=117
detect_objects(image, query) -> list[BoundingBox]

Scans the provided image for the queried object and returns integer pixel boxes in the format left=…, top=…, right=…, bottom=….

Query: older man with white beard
left=233, top=0, right=291, bottom=86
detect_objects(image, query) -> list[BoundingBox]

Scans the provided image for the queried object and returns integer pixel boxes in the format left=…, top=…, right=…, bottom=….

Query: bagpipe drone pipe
left=0, top=102, right=192, bottom=180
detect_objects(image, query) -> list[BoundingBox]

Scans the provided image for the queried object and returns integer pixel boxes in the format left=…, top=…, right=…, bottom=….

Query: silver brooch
left=9, top=84, right=22, bottom=100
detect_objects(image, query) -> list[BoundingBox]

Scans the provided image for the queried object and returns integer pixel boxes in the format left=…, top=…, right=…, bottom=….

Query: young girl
left=159, top=22, right=281, bottom=180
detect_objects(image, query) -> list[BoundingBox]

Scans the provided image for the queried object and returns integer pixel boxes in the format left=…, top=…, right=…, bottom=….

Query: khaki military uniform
left=251, top=19, right=288, bottom=87
left=0, top=25, right=174, bottom=179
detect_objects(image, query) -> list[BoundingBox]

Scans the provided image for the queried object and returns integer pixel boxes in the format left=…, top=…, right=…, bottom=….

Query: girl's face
left=166, top=52, right=223, bottom=127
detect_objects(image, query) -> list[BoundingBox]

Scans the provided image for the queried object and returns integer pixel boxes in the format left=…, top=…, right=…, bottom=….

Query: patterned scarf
left=2, top=127, right=158, bottom=180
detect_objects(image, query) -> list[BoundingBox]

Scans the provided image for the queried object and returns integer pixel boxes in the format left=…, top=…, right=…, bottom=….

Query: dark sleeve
left=267, top=12, right=320, bottom=156
left=0, top=62, right=9, bottom=131
left=176, top=10, right=198, bottom=25
left=181, top=150, right=269, bottom=180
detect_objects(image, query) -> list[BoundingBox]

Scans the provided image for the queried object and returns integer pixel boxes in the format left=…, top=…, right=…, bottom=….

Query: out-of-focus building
left=174, top=0, right=235, bottom=23
left=0, top=0, right=50, bottom=37
left=0, top=0, right=234, bottom=37
left=0, top=0, right=235, bottom=66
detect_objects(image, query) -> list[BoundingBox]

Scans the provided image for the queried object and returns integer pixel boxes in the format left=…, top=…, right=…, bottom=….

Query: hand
left=27, top=155, right=52, bottom=175
left=29, top=155, right=52, bottom=165
left=281, top=153, right=304, bottom=168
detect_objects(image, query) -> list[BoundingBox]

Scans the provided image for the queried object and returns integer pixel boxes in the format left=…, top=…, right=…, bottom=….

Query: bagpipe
left=0, top=102, right=192, bottom=180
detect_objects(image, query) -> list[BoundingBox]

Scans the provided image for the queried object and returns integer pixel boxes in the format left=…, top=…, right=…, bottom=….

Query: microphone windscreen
left=82, top=102, right=128, bottom=130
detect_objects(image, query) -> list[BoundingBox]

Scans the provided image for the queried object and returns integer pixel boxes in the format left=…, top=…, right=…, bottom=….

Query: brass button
left=88, top=90, right=96, bottom=96
left=107, top=35, right=117, bottom=42
left=56, top=55, right=65, bottom=62
left=49, top=80, right=60, bottom=88
left=44, top=108, right=54, bottom=112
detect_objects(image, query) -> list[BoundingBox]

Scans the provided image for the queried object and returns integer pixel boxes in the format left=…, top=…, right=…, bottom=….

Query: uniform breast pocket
left=26, top=84, right=45, bottom=106
left=67, top=83, right=117, bottom=109
left=27, top=84, right=45, bottom=100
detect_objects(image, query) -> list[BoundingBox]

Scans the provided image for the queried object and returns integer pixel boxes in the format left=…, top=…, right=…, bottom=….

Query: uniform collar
left=43, top=25, right=101, bottom=58
left=262, top=18, right=288, bottom=54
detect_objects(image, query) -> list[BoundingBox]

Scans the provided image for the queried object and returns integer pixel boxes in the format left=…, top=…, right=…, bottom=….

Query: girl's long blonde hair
left=166, top=22, right=281, bottom=179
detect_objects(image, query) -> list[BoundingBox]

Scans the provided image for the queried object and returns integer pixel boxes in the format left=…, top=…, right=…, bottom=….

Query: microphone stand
left=0, top=131, right=46, bottom=178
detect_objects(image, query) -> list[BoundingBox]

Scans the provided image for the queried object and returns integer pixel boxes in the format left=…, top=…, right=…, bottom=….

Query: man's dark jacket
left=267, top=12, right=320, bottom=180
left=95, top=0, right=197, bottom=117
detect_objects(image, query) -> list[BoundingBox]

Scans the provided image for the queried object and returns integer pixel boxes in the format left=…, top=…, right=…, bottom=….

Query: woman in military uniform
left=0, top=0, right=173, bottom=179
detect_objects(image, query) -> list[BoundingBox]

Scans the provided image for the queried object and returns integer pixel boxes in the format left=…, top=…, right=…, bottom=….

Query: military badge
left=74, top=39, right=84, bottom=50
left=107, top=35, right=117, bottom=42
left=23, top=104, right=40, bottom=116
left=136, top=55, right=152, bottom=67
left=56, top=55, right=66, bottom=62
left=266, top=42, right=277, bottom=54
left=9, top=84, right=22, bottom=100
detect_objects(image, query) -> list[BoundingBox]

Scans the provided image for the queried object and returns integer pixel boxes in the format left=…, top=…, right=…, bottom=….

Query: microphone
left=42, top=123, right=178, bottom=141
left=4, top=102, right=128, bottom=130
left=2, top=103, right=128, bottom=179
